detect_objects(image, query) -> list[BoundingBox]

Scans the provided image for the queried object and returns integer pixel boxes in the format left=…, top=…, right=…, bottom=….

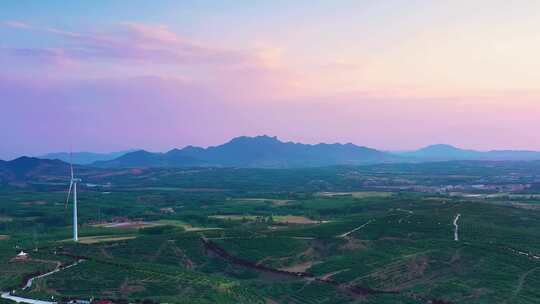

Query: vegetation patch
left=234, top=198, right=294, bottom=206
left=66, top=235, right=137, bottom=244
left=316, top=191, right=393, bottom=198
left=210, top=215, right=324, bottom=224
left=3, top=163, right=540, bottom=303
left=0, top=216, right=12, bottom=222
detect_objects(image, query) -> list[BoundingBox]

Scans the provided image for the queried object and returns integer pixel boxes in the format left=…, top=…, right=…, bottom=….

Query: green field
left=1, top=163, right=540, bottom=303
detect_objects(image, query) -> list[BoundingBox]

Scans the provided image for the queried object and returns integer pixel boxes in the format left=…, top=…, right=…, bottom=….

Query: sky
left=1, top=0, right=540, bottom=159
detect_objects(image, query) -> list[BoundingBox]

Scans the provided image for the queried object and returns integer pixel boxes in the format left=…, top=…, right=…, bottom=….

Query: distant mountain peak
left=398, top=144, right=480, bottom=160
left=12, top=156, right=35, bottom=162
left=129, top=149, right=154, bottom=155
left=227, top=135, right=280, bottom=144
left=40, top=150, right=135, bottom=165
left=94, top=135, right=397, bottom=168
left=0, top=157, right=71, bottom=183
left=420, top=144, right=464, bottom=152
left=425, top=144, right=456, bottom=148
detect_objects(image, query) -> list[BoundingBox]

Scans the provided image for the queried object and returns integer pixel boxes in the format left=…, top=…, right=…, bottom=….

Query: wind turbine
left=65, top=158, right=81, bottom=242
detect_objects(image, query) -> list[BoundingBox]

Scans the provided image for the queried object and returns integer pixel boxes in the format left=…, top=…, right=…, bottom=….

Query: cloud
left=0, top=22, right=310, bottom=100
left=2, top=22, right=250, bottom=67
left=2, top=20, right=31, bottom=29
left=3, top=74, right=540, bottom=160
left=4, top=21, right=429, bottom=100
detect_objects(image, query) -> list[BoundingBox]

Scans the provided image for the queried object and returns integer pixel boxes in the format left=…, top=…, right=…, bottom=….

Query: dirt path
left=279, top=261, right=314, bottom=273
left=453, top=214, right=461, bottom=241
left=338, top=220, right=372, bottom=238
left=100, top=247, right=113, bottom=259
left=23, top=260, right=84, bottom=290
left=21, top=259, right=62, bottom=291
left=169, top=240, right=195, bottom=269
left=395, top=209, right=414, bottom=224
left=508, top=267, right=539, bottom=302
left=200, top=237, right=440, bottom=301
left=320, top=269, right=348, bottom=280
left=149, top=241, right=168, bottom=262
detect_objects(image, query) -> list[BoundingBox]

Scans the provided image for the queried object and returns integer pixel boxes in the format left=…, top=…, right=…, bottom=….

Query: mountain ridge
left=40, top=150, right=136, bottom=165
left=0, top=156, right=72, bottom=183
left=11, top=138, right=540, bottom=170
left=398, top=144, right=540, bottom=161
left=94, top=135, right=398, bottom=168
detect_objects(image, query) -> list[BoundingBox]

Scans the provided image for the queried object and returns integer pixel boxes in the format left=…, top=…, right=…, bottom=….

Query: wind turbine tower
left=65, top=161, right=82, bottom=242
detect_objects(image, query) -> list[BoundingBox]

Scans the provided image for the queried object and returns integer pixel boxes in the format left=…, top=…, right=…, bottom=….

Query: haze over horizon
left=2, top=1, right=540, bottom=159
left=4, top=135, right=540, bottom=162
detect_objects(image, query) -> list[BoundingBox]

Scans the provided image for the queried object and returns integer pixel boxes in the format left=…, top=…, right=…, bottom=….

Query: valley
left=1, top=159, right=540, bottom=303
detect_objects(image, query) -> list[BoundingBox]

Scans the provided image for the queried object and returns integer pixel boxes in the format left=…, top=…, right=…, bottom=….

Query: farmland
left=1, top=162, right=540, bottom=303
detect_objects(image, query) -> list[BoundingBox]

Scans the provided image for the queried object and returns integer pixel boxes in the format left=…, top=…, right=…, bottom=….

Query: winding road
left=2, top=259, right=84, bottom=304
left=453, top=214, right=461, bottom=241
left=24, top=260, right=83, bottom=290
left=338, top=220, right=372, bottom=238
left=1, top=292, right=56, bottom=304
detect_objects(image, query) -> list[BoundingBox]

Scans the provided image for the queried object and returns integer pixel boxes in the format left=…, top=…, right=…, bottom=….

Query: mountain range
left=94, top=135, right=397, bottom=168
left=92, top=136, right=540, bottom=168
left=5, top=136, right=540, bottom=172
left=397, top=144, right=540, bottom=161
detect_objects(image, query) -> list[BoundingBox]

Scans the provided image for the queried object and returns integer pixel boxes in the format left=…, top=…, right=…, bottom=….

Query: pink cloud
left=119, top=23, right=183, bottom=45
left=1, top=22, right=306, bottom=101
left=2, top=22, right=248, bottom=66
left=3, top=74, right=540, bottom=159
left=2, top=20, right=31, bottom=29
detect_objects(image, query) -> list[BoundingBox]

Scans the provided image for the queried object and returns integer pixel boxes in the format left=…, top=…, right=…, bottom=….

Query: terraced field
left=1, top=164, right=540, bottom=303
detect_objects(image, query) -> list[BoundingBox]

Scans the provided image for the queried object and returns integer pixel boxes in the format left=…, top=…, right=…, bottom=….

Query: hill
left=398, top=144, right=540, bottom=161
left=94, top=135, right=399, bottom=168
left=94, top=149, right=206, bottom=168
left=0, top=157, right=72, bottom=184
left=40, top=150, right=135, bottom=165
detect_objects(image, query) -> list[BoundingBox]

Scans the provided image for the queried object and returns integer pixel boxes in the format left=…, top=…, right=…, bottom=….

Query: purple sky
left=2, top=1, right=540, bottom=159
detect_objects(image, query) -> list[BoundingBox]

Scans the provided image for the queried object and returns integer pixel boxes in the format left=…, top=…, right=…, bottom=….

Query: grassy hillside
left=1, top=164, right=540, bottom=303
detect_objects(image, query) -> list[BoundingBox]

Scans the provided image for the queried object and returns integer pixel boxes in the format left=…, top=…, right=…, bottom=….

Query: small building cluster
left=11, top=250, right=28, bottom=261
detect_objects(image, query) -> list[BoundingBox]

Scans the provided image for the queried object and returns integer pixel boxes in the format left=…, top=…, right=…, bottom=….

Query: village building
left=12, top=250, right=29, bottom=261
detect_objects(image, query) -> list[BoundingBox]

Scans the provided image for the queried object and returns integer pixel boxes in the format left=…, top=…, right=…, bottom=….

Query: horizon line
left=5, top=135, right=540, bottom=161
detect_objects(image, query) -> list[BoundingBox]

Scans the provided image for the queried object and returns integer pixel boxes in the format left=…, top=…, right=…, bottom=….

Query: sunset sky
left=2, top=1, right=540, bottom=159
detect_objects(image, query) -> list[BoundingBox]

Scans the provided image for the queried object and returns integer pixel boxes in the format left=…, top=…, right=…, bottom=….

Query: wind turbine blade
left=65, top=181, right=73, bottom=209
left=70, top=152, right=74, bottom=179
